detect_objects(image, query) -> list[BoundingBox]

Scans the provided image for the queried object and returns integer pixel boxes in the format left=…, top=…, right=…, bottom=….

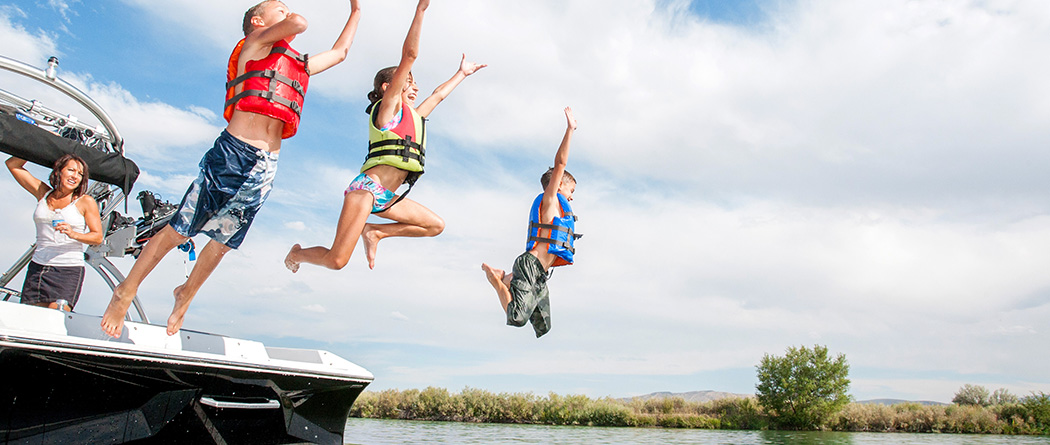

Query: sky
left=1, top=0, right=1049, bottom=404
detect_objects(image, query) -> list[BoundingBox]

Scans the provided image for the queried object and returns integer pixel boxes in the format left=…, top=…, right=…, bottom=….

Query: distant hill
left=624, top=390, right=754, bottom=403
left=856, top=399, right=948, bottom=406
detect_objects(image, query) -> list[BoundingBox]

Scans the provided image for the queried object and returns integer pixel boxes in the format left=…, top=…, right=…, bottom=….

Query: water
left=343, top=418, right=1050, bottom=444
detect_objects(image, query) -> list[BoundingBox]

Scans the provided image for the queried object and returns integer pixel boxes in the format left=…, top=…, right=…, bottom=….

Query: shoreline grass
left=349, top=387, right=1050, bottom=435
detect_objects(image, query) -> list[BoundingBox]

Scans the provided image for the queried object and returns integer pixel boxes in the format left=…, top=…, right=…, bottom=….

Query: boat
left=0, top=55, right=373, bottom=444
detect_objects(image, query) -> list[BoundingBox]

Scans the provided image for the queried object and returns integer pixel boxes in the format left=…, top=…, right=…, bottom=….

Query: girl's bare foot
left=362, top=227, right=380, bottom=270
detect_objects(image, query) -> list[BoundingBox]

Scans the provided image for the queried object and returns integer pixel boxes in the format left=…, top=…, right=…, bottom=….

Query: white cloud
left=303, top=304, right=326, bottom=313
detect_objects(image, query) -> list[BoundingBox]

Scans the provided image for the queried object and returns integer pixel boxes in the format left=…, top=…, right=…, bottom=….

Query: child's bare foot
left=101, top=284, right=136, bottom=338
left=285, top=244, right=302, bottom=273
left=362, top=227, right=380, bottom=270
left=481, top=263, right=505, bottom=288
left=167, top=284, right=193, bottom=336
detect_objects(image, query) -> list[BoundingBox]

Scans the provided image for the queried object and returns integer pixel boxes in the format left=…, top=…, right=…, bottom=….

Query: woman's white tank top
left=32, top=195, right=87, bottom=266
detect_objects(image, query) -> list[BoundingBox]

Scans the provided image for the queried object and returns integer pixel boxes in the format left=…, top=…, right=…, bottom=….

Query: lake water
left=343, top=418, right=1050, bottom=444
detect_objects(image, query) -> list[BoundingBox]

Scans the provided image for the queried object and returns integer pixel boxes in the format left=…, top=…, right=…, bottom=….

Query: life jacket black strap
left=366, top=136, right=426, bottom=167
left=224, top=89, right=302, bottom=115
left=528, top=221, right=581, bottom=252
left=528, top=235, right=575, bottom=254
left=271, top=46, right=308, bottom=65
left=226, top=69, right=306, bottom=97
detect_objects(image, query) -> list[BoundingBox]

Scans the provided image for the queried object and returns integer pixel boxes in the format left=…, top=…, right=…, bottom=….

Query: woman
left=285, top=0, right=485, bottom=272
left=6, top=154, right=103, bottom=310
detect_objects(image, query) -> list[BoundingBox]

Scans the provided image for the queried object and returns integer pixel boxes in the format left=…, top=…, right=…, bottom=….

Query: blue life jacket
left=526, top=192, right=581, bottom=267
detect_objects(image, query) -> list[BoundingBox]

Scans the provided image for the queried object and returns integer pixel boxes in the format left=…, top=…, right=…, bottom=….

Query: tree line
left=349, top=345, right=1050, bottom=435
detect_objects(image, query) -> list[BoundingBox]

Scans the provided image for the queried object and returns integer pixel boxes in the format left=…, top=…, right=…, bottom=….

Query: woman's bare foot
left=362, top=227, right=380, bottom=270
left=167, top=284, right=193, bottom=336
left=285, top=244, right=302, bottom=273
left=100, top=284, right=136, bottom=338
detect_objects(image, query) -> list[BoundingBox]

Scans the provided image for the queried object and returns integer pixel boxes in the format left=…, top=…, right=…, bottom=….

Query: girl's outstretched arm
left=415, top=54, right=487, bottom=118
left=377, top=0, right=429, bottom=126
left=307, top=0, right=363, bottom=75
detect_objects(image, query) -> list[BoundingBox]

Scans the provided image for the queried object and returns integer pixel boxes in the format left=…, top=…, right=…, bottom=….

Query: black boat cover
left=0, top=113, right=139, bottom=196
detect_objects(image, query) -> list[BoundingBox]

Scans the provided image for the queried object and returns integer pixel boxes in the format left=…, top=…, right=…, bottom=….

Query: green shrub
left=1023, top=392, right=1050, bottom=434
left=711, top=397, right=766, bottom=430
left=943, top=404, right=1003, bottom=434
left=585, top=399, right=633, bottom=427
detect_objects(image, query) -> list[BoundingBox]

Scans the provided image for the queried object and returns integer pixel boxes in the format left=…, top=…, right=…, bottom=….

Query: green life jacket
left=362, top=100, right=426, bottom=186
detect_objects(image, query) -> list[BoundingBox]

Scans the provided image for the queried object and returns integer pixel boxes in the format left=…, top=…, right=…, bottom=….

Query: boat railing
left=0, top=55, right=123, bottom=153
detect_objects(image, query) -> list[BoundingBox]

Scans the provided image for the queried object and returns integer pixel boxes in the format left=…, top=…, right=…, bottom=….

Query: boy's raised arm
left=306, top=0, right=362, bottom=75
left=541, top=107, right=577, bottom=204
left=247, top=12, right=308, bottom=50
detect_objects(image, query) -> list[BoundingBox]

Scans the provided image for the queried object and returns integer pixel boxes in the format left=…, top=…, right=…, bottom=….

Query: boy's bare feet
left=362, top=226, right=380, bottom=269
left=167, top=284, right=193, bottom=336
left=100, top=284, right=136, bottom=338
left=285, top=244, right=302, bottom=273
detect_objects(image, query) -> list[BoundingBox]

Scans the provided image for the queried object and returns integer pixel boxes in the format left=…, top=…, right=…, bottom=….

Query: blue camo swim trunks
left=169, top=130, right=278, bottom=249
left=345, top=173, right=396, bottom=213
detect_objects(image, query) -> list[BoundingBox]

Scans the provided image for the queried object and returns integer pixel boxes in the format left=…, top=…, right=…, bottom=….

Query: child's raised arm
left=377, top=0, right=429, bottom=126
left=246, top=7, right=308, bottom=49
left=306, top=0, right=363, bottom=75
left=415, top=54, right=487, bottom=118
left=541, top=107, right=577, bottom=203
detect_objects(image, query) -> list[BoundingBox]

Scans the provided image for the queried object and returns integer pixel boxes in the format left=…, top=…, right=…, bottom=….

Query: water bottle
left=51, top=210, right=66, bottom=242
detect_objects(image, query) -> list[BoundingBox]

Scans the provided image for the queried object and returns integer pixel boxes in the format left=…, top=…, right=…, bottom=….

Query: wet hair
left=48, top=154, right=89, bottom=199
left=540, top=168, right=575, bottom=190
left=365, top=66, right=398, bottom=114
left=242, top=0, right=274, bottom=36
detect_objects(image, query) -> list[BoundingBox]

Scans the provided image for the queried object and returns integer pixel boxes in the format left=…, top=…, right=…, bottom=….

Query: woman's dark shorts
left=507, top=252, right=552, bottom=338
left=20, top=261, right=84, bottom=308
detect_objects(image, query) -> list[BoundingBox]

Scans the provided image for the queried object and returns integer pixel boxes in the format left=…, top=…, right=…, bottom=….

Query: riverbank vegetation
left=351, top=345, right=1048, bottom=435
left=349, top=387, right=1050, bottom=434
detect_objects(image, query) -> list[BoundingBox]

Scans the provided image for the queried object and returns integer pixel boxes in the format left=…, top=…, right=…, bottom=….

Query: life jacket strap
left=528, top=221, right=581, bottom=253
left=270, top=46, right=309, bottom=65
left=366, top=136, right=426, bottom=166
left=226, top=69, right=306, bottom=97
left=528, top=235, right=576, bottom=254
left=224, top=89, right=302, bottom=115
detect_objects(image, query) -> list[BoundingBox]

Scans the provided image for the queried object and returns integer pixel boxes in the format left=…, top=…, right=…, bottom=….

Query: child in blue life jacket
left=482, top=107, right=579, bottom=338
left=285, top=0, right=486, bottom=273
left=102, top=0, right=363, bottom=339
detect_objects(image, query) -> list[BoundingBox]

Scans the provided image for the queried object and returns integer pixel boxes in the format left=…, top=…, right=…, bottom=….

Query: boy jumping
left=101, top=0, right=362, bottom=338
left=482, top=107, right=580, bottom=338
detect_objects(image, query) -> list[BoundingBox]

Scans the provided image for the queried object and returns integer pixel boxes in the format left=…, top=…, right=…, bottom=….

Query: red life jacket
left=224, top=39, right=309, bottom=139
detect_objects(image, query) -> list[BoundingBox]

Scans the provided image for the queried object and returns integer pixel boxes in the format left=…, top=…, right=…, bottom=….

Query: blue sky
left=2, top=0, right=1050, bottom=403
